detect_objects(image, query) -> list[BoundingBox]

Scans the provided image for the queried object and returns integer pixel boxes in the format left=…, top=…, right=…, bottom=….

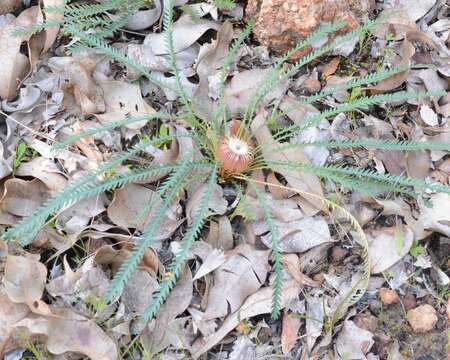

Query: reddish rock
left=246, top=0, right=373, bottom=53
left=406, top=304, right=438, bottom=333
left=379, top=288, right=399, bottom=305
left=403, top=293, right=417, bottom=310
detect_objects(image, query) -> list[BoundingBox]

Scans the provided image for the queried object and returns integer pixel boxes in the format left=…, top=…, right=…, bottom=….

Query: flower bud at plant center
left=217, top=135, right=254, bottom=175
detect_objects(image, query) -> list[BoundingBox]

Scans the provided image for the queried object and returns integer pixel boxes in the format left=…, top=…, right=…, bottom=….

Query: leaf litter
left=0, top=1, right=449, bottom=359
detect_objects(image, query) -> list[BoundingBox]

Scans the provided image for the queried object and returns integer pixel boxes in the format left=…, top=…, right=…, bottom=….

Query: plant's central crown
left=217, top=135, right=254, bottom=175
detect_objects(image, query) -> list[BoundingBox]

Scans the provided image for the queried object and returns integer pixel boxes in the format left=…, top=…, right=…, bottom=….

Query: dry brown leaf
left=192, top=280, right=301, bottom=358
left=107, top=183, right=183, bottom=237
left=305, top=294, right=325, bottom=351
left=224, top=68, right=289, bottom=115
left=251, top=111, right=325, bottom=212
left=193, top=248, right=226, bottom=281
left=122, top=270, right=158, bottom=315
left=1, top=178, right=49, bottom=217
left=186, top=180, right=227, bottom=223
left=48, top=56, right=105, bottom=115
left=0, top=293, right=30, bottom=356
left=368, top=225, right=414, bottom=274
left=15, top=307, right=119, bottom=360
left=46, top=257, right=110, bottom=305
left=41, top=0, right=65, bottom=54
left=374, top=10, right=416, bottom=40
left=125, top=0, right=162, bottom=30
left=335, top=320, right=374, bottom=359
left=371, top=39, right=414, bottom=92
left=144, top=13, right=218, bottom=55
left=206, top=215, right=234, bottom=250
left=393, top=0, right=437, bottom=22
left=193, top=21, right=234, bottom=121
left=253, top=216, right=333, bottom=253
left=281, top=311, right=301, bottom=354
left=202, top=244, right=269, bottom=320
left=237, top=194, right=304, bottom=223
left=142, top=266, right=193, bottom=355
left=0, top=0, right=20, bottom=15
left=0, top=7, right=42, bottom=100
left=58, top=194, right=107, bottom=235
left=405, top=150, right=431, bottom=180
left=266, top=171, right=291, bottom=199
left=282, top=254, right=319, bottom=287
left=4, top=254, right=47, bottom=305
left=15, top=157, right=67, bottom=193
left=95, top=244, right=159, bottom=277
left=97, top=80, right=156, bottom=129
left=321, top=57, right=340, bottom=77
left=418, top=193, right=450, bottom=237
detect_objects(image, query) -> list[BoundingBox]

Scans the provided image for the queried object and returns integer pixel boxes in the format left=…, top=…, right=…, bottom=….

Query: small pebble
left=406, top=304, right=438, bottom=333
left=379, top=287, right=399, bottom=305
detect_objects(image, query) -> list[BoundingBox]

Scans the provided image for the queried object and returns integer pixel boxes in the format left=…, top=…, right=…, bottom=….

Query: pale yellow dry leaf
left=206, top=216, right=233, bottom=250
left=368, top=225, right=414, bottom=274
